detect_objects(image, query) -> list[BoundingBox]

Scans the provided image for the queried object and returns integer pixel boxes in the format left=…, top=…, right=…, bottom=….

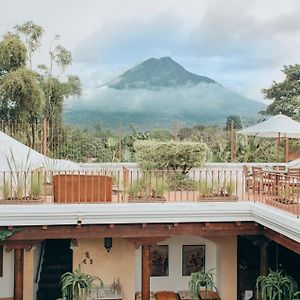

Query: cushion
left=155, top=291, right=177, bottom=300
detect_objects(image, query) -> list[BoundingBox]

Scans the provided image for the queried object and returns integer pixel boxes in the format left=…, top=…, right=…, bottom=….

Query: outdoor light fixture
left=104, top=237, right=112, bottom=252
left=70, top=239, right=79, bottom=250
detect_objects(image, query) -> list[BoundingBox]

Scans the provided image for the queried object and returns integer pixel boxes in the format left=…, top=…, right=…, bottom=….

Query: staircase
left=36, top=239, right=72, bottom=300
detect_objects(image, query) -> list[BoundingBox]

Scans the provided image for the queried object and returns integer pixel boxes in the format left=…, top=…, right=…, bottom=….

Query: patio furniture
left=287, top=168, right=300, bottom=178
left=53, top=174, right=112, bottom=203
left=155, top=291, right=177, bottom=300
left=178, top=290, right=193, bottom=300
left=90, top=285, right=122, bottom=300
left=135, top=291, right=156, bottom=300
left=272, top=165, right=286, bottom=171
left=198, top=290, right=220, bottom=300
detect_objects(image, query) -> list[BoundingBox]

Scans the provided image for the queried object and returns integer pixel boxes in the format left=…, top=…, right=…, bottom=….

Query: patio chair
left=287, top=168, right=300, bottom=178
left=272, top=165, right=286, bottom=171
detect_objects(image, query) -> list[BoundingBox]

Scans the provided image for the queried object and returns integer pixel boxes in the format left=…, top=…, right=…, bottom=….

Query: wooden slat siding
left=53, top=174, right=112, bottom=203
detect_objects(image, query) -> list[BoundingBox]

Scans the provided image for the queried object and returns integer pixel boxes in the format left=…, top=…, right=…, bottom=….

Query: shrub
left=134, top=141, right=209, bottom=174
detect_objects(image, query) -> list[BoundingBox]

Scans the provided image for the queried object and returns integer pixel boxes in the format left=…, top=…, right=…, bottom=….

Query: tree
left=134, top=141, right=209, bottom=174
left=263, top=64, right=300, bottom=119
left=224, top=115, right=242, bottom=131
left=0, top=21, right=81, bottom=126
left=15, top=21, right=43, bottom=69
left=0, top=33, right=26, bottom=75
left=0, top=68, right=44, bottom=122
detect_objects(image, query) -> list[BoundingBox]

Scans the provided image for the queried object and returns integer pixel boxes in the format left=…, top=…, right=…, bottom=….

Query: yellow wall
left=210, top=236, right=237, bottom=300
left=73, top=238, right=136, bottom=300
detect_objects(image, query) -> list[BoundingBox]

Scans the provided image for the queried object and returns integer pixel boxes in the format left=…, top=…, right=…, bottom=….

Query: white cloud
left=0, top=0, right=299, bottom=102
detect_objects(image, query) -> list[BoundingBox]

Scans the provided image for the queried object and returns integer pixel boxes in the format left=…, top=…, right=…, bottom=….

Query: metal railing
left=0, top=169, right=242, bottom=204
left=1, top=168, right=299, bottom=218
left=247, top=170, right=300, bottom=217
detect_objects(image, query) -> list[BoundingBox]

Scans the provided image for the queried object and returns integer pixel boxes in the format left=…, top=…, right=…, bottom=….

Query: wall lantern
left=104, top=237, right=113, bottom=252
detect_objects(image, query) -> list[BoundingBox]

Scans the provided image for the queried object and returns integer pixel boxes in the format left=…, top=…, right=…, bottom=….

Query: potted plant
left=61, top=265, right=103, bottom=300
left=189, top=268, right=218, bottom=300
left=256, top=269, right=300, bottom=300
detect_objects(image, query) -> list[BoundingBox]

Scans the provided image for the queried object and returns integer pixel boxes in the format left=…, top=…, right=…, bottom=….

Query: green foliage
left=127, top=174, right=165, bottom=199
left=224, top=115, right=243, bottom=130
left=256, top=269, right=300, bottom=300
left=134, top=141, right=209, bottom=174
left=15, top=21, right=43, bottom=68
left=167, top=173, right=199, bottom=191
left=6, top=148, right=31, bottom=199
left=148, top=128, right=173, bottom=141
left=0, top=227, right=20, bottom=241
left=189, top=269, right=217, bottom=300
left=0, top=68, right=44, bottom=122
left=31, top=171, right=44, bottom=197
left=219, top=135, right=279, bottom=163
left=61, top=265, right=103, bottom=300
left=0, top=21, right=81, bottom=128
left=0, top=33, right=26, bottom=75
left=263, top=64, right=300, bottom=119
left=198, top=178, right=235, bottom=197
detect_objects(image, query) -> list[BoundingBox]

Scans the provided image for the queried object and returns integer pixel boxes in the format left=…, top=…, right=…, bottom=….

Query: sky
left=1, top=0, right=300, bottom=102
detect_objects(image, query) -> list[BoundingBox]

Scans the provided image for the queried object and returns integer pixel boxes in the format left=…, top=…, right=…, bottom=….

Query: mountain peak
left=107, top=57, right=218, bottom=90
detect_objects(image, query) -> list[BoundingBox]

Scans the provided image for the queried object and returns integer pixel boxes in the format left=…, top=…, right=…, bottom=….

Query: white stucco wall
left=135, top=236, right=217, bottom=292
left=0, top=250, right=14, bottom=298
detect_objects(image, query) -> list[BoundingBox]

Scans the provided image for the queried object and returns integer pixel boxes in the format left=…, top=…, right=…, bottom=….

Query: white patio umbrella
left=237, top=113, right=300, bottom=162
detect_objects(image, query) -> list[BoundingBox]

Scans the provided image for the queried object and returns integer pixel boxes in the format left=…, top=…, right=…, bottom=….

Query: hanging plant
left=0, top=227, right=20, bottom=241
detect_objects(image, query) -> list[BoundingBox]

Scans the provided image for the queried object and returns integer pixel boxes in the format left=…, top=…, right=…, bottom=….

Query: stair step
left=36, top=239, right=72, bottom=300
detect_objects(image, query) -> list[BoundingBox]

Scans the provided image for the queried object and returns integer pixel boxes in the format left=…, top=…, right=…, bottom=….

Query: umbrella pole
left=285, top=136, right=289, bottom=162
left=277, top=132, right=280, bottom=162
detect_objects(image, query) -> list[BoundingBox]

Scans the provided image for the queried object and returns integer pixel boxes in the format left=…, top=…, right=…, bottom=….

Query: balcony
left=0, top=167, right=299, bottom=218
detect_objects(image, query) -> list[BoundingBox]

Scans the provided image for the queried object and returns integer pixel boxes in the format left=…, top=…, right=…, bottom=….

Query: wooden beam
left=3, top=241, right=37, bottom=252
left=264, top=228, right=300, bottom=255
left=2, top=222, right=262, bottom=241
left=141, top=245, right=150, bottom=300
left=125, top=236, right=169, bottom=247
left=260, top=242, right=269, bottom=276
left=14, top=248, right=24, bottom=300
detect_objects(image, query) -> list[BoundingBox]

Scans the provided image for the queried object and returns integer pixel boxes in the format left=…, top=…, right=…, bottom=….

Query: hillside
left=64, top=57, right=265, bottom=130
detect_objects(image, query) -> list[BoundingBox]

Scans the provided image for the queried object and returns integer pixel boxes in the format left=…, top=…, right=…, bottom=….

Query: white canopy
left=237, top=113, right=300, bottom=138
left=0, top=130, right=81, bottom=171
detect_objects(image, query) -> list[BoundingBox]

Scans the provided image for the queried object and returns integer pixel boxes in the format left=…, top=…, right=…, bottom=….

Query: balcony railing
left=247, top=170, right=300, bottom=217
left=0, top=169, right=242, bottom=204
left=0, top=168, right=299, bottom=217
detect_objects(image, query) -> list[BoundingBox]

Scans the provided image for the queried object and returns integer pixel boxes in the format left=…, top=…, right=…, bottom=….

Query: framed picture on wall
left=150, top=245, right=169, bottom=276
left=182, top=245, right=205, bottom=276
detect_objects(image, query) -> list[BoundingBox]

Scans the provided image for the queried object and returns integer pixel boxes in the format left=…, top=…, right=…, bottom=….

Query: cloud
left=1, top=0, right=300, bottom=102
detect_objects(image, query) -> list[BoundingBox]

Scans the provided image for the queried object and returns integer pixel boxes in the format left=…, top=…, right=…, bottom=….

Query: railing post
left=43, top=119, right=47, bottom=156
